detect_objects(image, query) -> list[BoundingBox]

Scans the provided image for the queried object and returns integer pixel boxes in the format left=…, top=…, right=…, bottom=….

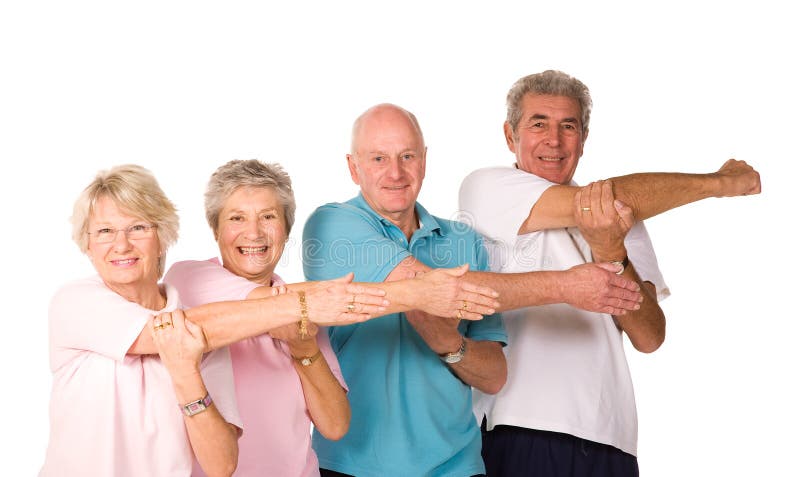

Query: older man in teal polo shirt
left=302, top=103, right=647, bottom=477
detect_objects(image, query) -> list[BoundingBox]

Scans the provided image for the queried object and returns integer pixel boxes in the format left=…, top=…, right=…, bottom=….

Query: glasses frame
left=87, top=223, right=158, bottom=244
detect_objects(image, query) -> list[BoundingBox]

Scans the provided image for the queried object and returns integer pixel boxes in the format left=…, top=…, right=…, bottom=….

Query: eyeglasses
left=87, top=224, right=158, bottom=243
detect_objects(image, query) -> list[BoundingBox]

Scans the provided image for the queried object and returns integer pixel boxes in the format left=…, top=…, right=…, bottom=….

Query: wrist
left=291, top=349, right=323, bottom=367
left=592, top=246, right=628, bottom=263
left=438, top=336, right=467, bottom=364
left=288, top=340, right=319, bottom=357
left=432, top=333, right=464, bottom=355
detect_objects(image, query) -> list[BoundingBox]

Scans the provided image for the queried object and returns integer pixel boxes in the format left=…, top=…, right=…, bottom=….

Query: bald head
left=350, top=103, right=425, bottom=154
left=345, top=103, right=428, bottom=233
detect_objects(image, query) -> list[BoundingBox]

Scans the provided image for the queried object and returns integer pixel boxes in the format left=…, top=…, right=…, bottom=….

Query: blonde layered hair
left=71, top=164, right=179, bottom=276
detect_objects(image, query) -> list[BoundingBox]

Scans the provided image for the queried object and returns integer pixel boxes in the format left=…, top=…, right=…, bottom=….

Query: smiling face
left=347, top=105, right=426, bottom=231
left=87, top=195, right=162, bottom=296
left=215, top=186, right=288, bottom=285
left=506, top=94, right=588, bottom=185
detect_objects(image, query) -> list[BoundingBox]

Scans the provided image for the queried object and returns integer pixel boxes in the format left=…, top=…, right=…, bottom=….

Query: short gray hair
left=506, top=70, right=593, bottom=141
left=71, top=164, right=179, bottom=276
left=205, top=159, right=296, bottom=236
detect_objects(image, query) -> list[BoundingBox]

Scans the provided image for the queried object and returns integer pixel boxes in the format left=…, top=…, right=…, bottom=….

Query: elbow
left=481, top=378, right=506, bottom=395
left=633, top=326, right=665, bottom=354
left=316, top=407, right=351, bottom=441
left=479, top=361, right=508, bottom=395
left=206, top=461, right=237, bottom=477
left=317, top=419, right=350, bottom=441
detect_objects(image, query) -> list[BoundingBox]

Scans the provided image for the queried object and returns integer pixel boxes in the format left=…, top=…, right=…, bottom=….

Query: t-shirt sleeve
left=625, top=222, right=671, bottom=302
left=164, top=260, right=259, bottom=307
left=303, top=203, right=412, bottom=283
left=48, top=277, right=150, bottom=368
left=199, top=347, right=243, bottom=431
left=316, top=327, right=348, bottom=391
left=459, top=168, right=555, bottom=245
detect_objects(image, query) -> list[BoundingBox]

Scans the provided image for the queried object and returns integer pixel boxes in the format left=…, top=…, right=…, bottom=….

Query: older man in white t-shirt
left=460, top=70, right=761, bottom=476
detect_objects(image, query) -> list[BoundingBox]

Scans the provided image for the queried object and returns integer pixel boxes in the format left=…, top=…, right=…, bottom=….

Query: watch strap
left=293, top=350, right=323, bottom=367
left=439, top=337, right=467, bottom=364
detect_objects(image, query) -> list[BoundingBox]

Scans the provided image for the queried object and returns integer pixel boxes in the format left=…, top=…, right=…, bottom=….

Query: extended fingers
left=345, top=302, right=387, bottom=316
left=460, top=281, right=500, bottom=299
left=610, top=274, right=641, bottom=292
left=459, top=290, right=499, bottom=313
left=348, top=292, right=390, bottom=308
left=345, top=283, right=388, bottom=298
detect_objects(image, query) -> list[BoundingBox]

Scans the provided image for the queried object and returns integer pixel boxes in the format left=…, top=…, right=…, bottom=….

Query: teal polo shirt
left=303, top=194, right=507, bottom=477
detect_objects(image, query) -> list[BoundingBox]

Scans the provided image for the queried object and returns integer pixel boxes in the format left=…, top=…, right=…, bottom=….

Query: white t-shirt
left=460, top=166, right=669, bottom=456
left=40, top=276, right=242, bottom=477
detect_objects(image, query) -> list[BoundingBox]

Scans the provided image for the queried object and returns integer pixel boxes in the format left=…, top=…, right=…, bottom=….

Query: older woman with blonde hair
left=163, top=159, right=502, bottom=476
left=41, top=164, right=242, bottom=477
left=41, top=164, right=389, bottom=477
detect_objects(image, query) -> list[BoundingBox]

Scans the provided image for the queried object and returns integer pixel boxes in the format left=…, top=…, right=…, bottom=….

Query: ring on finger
left=461, top=301, right=468, bottom=311
left=456, top=309, right=463, bottom=319
left=581, top=206, right=591, bottom=212
left=346, top=303, right=356, bottom=312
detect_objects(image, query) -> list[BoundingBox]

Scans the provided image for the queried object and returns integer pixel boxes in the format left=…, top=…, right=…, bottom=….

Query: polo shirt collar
left=351, top=193, right=443, bottom=238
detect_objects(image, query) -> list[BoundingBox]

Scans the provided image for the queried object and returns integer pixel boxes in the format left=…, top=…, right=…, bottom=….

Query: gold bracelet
left=297, top=290, right=309, bottom=339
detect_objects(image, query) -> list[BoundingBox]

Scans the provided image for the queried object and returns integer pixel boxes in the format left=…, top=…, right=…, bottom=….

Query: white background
left=1, top=1, right=796, bottom=475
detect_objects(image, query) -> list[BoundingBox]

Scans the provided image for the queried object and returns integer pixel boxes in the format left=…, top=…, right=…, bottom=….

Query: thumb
left=444, top=263, right=469, bottom=277
left=332, top=272, right=355, bottom=284
left=614, top=200, right=635, bottom=227
left=595, top=261, right=623, bottom=274
left=184, top=318, right=201, bottom=335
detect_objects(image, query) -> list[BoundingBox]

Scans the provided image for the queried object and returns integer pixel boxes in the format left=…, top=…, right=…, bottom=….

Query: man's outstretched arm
left=521, top=159, right=761, bottom=234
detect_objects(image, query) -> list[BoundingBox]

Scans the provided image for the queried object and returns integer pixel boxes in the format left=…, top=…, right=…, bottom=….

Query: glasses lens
left=94, top=229, right=115, bottom=243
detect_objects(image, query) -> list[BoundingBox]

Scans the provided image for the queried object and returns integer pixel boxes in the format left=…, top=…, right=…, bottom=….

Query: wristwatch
left=609, top=256, right=629, bottom=275
left=294, top=350, right=323, bottom=367
left=181, top=393, right=213, bottom=416
left=439, top=337, right=467, bottom=364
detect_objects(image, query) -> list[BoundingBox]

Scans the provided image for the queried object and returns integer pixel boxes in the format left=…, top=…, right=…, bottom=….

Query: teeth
left=240, top=246, right=267, bottom=254
left=540, top=157, right=561, bottom=162
left=114, top=259, right=136, bottom=265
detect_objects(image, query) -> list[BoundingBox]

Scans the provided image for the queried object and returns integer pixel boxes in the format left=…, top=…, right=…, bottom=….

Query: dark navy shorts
left=482, top=425, right=639, bottom=477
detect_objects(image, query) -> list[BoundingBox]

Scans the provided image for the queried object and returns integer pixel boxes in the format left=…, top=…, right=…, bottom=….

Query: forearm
left=465, top=270, right=566, bottom=312
left=170, top=372, right=238, bottom=477
left=611, top=266, right=665, bottom=353
left=293, top=353, right=350, bottom=440
left=524, top=172, right=729, bottom=233
left=611, top=172, right=723, bottom=221
left=448, top=339, right=507, bottom=394
left=185, top=294, right=300, bottom=350
left=286, top=280, right=415, bottom=315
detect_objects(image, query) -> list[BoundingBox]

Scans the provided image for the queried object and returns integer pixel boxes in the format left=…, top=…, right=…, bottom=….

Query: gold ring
left=462, top=301, right=469, bottom=311
left=346, top=303, right=356, bottom=312
left=456, top=309, right=463, bottom=319
left=162, top=321, right=172, bottom=327
left=154, top=324, right=165, bottom=330
left=581, top=207, right=591, bottom=212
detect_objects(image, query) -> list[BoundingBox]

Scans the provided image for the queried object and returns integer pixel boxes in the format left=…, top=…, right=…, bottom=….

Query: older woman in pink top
left=41, top=165, right=242, bottom=477
left=164, top=160, right=354, bottom=476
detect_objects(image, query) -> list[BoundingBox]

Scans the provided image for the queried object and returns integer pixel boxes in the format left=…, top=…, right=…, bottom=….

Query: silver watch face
left=444, top=353, right=463, bottom=364
left=301, top=357, right=313, bottom=366
left=184, top=401, right=207, bottom=416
